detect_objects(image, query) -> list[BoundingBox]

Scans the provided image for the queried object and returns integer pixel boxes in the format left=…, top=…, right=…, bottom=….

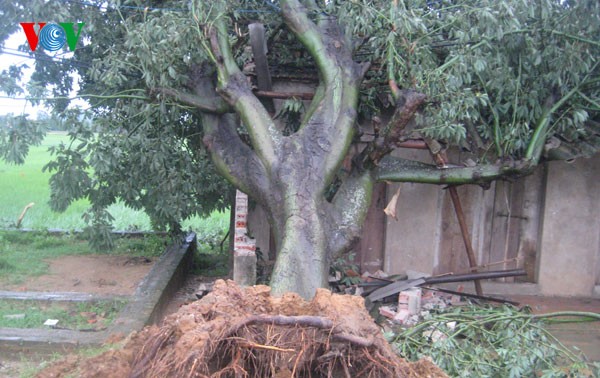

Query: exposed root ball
left=37, top=280, right=447, bottom=378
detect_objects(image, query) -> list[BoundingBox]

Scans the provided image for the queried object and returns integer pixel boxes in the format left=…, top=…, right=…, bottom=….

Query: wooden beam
left=448, top=187, right=484, bottom=296
left=253, top=90, right=315, bottom=100
left=424, top=139, right=483, bottom=296
left=249, top=23, right=275, bottom=113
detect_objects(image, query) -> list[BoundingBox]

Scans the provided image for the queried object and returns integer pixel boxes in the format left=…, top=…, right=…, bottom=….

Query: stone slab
left=0, top=291, right=128, bottom=302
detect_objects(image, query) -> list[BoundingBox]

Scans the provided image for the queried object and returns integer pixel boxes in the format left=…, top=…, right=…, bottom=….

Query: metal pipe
left=423, top=269, right=526, bottom=285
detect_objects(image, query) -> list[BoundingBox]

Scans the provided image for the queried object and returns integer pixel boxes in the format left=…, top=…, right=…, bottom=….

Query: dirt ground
left=161, top=274, right=223, bottom=317
left=162, top=279, right=600, bottom=364
left=2, top=255, right=155, bottom=295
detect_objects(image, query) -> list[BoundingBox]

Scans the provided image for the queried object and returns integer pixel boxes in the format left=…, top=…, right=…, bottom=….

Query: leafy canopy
left=0, top=0, right=598, bottom=243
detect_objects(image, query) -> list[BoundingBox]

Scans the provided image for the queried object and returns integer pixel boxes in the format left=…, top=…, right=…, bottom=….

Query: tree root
left=223, top=314, right=374, bottom=348
left=37, top=280, right=448, bottom=378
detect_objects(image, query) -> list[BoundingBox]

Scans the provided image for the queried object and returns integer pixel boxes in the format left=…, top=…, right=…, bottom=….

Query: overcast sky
left=0, top=33, right=44, bottom=117
left=0, top=31, right=85, bottom=119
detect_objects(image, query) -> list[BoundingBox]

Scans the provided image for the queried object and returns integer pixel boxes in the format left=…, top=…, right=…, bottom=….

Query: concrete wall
left=382, top=148, right=497, bottom=278
left=537, top=156, right=600, bottom=296
left=379, top=153, right=600, bottom=297
left=383, top=149, right=442, bottom=275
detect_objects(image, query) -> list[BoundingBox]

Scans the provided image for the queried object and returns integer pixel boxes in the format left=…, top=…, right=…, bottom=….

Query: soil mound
left=37, top=280, right=447, bottom=377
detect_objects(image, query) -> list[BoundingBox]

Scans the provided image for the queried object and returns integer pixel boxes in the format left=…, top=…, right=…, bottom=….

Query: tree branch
left=526, top=61, right=599, bottom=164
left=375, top=156, right=533, bottom=185
left=358, top=90, right=427, bottom=169
left=152, top=87, right=231, bottom=114
left=281, top=0, right=366, bottom=187
left=201, top=112, right=269, bottom=197
left=205, top=9, right=282, bottom=171
left=280, top=0, right=339, bottom=84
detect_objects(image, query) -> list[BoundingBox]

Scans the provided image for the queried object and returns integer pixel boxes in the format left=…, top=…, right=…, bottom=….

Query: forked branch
left=281, top=0, right=365, bottom=186
left=202, top=5, right=282, bottom=171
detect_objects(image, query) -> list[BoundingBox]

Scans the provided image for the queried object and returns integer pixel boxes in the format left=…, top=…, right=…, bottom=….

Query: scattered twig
left=15, top=202, right=35, bottom=228
left=219, top=229, right=230, bottom=254
left=532, top=311, right=600, bottom=322
left=230, top=337, right=296, bottom=353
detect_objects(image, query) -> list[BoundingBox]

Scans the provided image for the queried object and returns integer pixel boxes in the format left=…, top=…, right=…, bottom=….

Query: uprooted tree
left=1, top=0, right=599, bottom=298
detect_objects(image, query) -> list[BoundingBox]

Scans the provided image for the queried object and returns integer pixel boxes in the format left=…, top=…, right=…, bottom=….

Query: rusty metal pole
left=448, top=187, right=484, bottom=296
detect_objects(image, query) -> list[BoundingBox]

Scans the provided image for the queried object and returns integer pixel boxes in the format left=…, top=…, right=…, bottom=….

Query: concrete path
left=510, top=295, right=600, bottom=362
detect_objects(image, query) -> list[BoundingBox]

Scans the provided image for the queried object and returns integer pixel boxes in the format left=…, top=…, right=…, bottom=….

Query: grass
left=0, top=299, right=126, bottom=329
left=0, top=230, right=166, bottom=285
left=9, top=342, right=123, bottom=378
left=0, top=132, right=88, bottom=230
left=192, top=252, right=230, bottom=277
left=0, top=131, right=230, bottom=238
left=191, top=212, right=230, bottom=252
left=0, top=135, right=231, bottom=376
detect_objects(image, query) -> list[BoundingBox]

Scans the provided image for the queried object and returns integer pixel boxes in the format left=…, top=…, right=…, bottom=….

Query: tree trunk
left=270, top=202, right=329, bottom=298
left=197, top=0, right=373, bottom=299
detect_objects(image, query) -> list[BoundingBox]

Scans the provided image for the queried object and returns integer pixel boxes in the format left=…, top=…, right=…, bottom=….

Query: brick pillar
left=233, top=190, right=257, bottom=286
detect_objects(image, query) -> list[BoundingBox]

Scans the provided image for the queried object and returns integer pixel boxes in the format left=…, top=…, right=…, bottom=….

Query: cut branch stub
left=359, top=90, right=427, bottom=169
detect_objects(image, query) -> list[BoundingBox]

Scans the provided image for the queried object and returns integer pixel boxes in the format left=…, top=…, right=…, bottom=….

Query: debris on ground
left=194, top=282, right=214, bottom=299
left=389, top=304, right=600, bottom=377
left=36, top=280, right=448, bottom=378
left=378, top=288, right=457, bottom=326
left=365, top=269, right=527, bottom=302
left=352, top=269, right=599, bottom=376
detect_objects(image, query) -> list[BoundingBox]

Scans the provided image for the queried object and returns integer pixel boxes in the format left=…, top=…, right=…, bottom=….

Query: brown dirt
left=3, top=255, right=154, bottom=295
left=35, top=280, right=447, bottom=378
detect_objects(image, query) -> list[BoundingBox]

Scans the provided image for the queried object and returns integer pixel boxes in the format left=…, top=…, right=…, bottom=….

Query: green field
left=0, top=132, right=229, bottom=239
left=0, top=230, right=166, bottom=285
left=0, top=299, right=126, bottom=330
